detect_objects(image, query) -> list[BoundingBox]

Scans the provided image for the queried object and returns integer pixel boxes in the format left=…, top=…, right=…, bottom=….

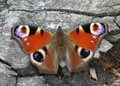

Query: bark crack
left=113, top=17, right=120, bottom=29
left=0, top=58, right=39, bottom=78
left=8, top=8, right=120, bottom=17
left=15, top=76, right=18, bottom=86
left=0, top=58, right=11, bottom=67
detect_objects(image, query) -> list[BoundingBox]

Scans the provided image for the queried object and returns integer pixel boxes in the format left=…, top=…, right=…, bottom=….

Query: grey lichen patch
left=0, top=26, right=30, bottom=69
left=7, top=0, right=120, bottom=14
left=106, top=33, right=120, bottom=43
left=116, top=16, right=120, bottom=27
left=0, top=62, right=17, bottom=76
left=0, top=74, right=16, bottom=86
left=41, top=13, right=93, bottom=30
left=98, top=39, right=113, bottom=52
left=0, top=62, right=17, bottom=86
left=17, top=76, right=49, bottom=86
left=94, top=39, right=113, bottom=58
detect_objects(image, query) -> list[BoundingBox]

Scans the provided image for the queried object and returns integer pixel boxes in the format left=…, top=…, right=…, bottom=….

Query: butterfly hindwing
left=65, top=41, right=93, bottom=72
left=30, top=44, right=58, bottom=74
left=12, top=25, right=58, bottom=74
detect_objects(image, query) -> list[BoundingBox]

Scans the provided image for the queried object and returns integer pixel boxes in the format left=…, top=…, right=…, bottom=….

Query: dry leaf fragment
left=89, top=68, right=98, bottom=81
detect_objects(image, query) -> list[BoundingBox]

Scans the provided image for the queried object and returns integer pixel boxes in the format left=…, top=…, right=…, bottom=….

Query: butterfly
left=11, top=23, right=108, bottom=74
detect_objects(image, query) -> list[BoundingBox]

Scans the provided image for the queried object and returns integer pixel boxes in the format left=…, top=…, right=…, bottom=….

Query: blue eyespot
left=96, top=25, right=105, bottom=36
left=14, top=27, right=22, bottom=38
left=80, top=49, right=90, bottom=58
left=33, top=52, right=43, bottom=62
left=14, top=26, right=28, bottom=38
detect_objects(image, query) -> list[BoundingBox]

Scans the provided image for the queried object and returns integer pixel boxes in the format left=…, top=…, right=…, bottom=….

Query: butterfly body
left=12, top=23, right=108, bottom=74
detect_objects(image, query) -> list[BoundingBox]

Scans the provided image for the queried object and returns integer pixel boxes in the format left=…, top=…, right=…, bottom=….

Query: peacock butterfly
left=11, top=23, right=108, bottom=74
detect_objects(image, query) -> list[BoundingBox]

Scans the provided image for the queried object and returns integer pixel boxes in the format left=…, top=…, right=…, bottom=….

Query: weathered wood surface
left=0, top=0, right=120, bottom=86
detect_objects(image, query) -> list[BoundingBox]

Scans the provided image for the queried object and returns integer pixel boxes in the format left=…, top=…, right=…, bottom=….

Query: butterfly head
left=56, top=26, right=63, bottom=33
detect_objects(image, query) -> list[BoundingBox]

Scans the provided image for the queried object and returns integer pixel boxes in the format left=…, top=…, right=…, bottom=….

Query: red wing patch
left=12, top=25, right=51, bottom=53
left=21, top=31, right=51, bottom=53
left=69, top=23, right=107, bottom=51
left=69, top=29, right=99, bottom=51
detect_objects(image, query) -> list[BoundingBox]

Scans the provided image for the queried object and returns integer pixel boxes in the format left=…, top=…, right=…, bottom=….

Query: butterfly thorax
left=53, top=27, right=66, bottom=60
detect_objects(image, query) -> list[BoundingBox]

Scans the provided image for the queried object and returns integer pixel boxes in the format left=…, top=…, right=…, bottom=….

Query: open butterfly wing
left=12, top=26, right=58, bottom=74
left=66, top=23, right=108, bottom=72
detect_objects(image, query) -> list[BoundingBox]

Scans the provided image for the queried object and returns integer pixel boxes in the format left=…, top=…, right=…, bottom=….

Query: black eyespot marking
left=42, top=47, right=47, bottom=55
left=80, top=49, right=90, bottom=58
left=40, top=29, right=44, bottom=36
left=76, top=28, right=79, bottom=34
left=33, top=51, right=43, bottom=62
left=82, top=24, right=91, bottom=33
left=75, top=45, right=78, bottom=52
left=29, top=26, right=38, bottom=36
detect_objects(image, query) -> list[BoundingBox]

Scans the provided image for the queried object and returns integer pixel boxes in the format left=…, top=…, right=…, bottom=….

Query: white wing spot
left=93, top=35, right=97, bottom=39
left=27, top=43, right=30, bottom=45
left=91, top=40, right=94, bottom=43
left=23, top=38, right=28, bottom=41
